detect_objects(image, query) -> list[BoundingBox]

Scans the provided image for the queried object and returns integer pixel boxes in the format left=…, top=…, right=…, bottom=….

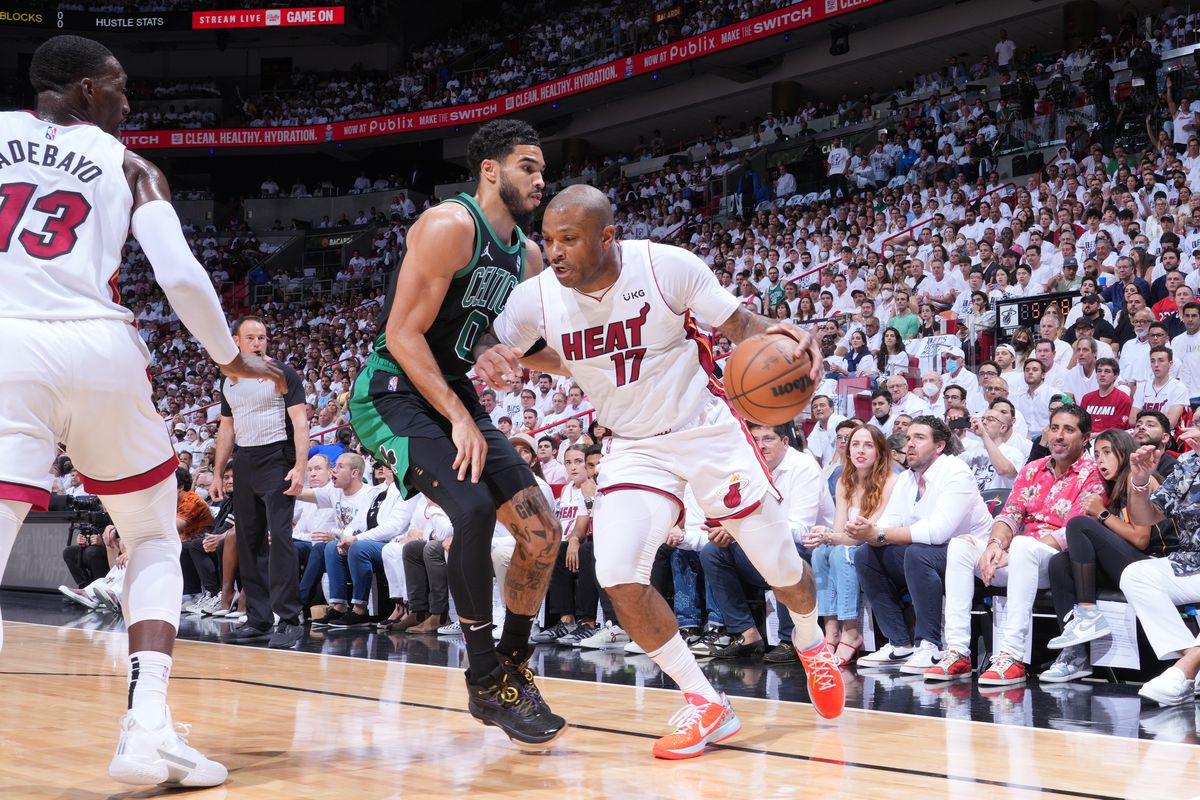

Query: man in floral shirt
left=1121, top=426, right=1200, bottom=706
left=926, top=405, right=1105, bottom=686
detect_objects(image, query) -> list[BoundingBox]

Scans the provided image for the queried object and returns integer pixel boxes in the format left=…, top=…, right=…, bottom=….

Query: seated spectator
left=325, top=463, right=416, bottom=629
left=175, top=466, right=213, bottom=596
left=300, top=454, right=386, bottom=627
left=1132, top=410, right=1178, bottom=478
left=1133, top=346, right=1189, bottom=429
left=869, top=387, right=897, bottom=436
left=292, top=457, right=335, bottom=612
left=822, top=419, right=861, bottom=495
left=1120, top=429, right=1200, bottom=706
left=956, top=406, right=1025, bottom=491
left=926, top=405, right=1105, bottom=685
left=888, top=373, right=930, bottom=418
left=182, top=465, right=237, bottom=616
left=1042, top=430, right=1172, bottom=683
left=666, top=485, right=725, bottom=652
left=530, top=444, right=600, bottom=645
left=537, top=436, right=568, bottom=484
left=853, top=417, right=992, bottom=673
left=58, top=523, right=116, bottom=607
left=806, top=425, right=896, bottom=666
left=489, top=435, right=557, bottom=629
left=391, top=497, right=454, bottom=633
left=697, top=424, right=833, bottom=661
left=1080, top=358, right=1132, bottom=436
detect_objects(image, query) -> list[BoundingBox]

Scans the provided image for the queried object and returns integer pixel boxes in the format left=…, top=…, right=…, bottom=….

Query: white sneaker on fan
left=109, top=707, right=227, bottom=787
left=578, top=621, right=631, bottom=649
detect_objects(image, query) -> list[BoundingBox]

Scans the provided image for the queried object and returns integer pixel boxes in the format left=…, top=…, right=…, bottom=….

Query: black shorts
left=349, top=358, right=535, bottom=506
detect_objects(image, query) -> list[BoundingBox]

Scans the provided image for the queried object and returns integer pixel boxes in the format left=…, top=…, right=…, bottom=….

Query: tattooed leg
left=496, top=486, right=562, bottom=616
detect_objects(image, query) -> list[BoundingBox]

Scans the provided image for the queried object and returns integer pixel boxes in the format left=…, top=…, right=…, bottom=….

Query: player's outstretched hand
left=452, top=416, right=488, bottom=483
left=474, top=344, right=525, bottom=391
left=764, top=322, right=824, bottom=386
left=220, top=353, right=287, bottom=393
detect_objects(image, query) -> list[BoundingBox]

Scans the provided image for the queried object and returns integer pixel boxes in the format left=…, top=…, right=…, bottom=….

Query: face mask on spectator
left=923, top=381, right=939, bottom=398
left=945, top=358, right=959, bottom=373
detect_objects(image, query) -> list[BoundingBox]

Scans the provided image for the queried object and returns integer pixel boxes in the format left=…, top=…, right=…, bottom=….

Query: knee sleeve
left=99, top=478, right=183, bottom=627
left=592, top=489, right=677, bottom=588
left=721, top=495, right=806, bottom=588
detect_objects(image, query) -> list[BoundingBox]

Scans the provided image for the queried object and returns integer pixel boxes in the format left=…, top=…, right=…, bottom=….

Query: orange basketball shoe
left=651, top=693, right=741, bottom=760
left=798, top=641, right=846, bottom=719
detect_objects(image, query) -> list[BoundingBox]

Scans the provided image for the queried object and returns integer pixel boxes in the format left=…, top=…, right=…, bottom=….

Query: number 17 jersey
left=494, top=240, right=740, bottom=439
left=0, top=111, right=133, bottom=323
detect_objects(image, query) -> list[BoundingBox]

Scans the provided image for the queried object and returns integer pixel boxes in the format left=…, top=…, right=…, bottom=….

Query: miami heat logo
left=722, top=474, right=746, bottom=509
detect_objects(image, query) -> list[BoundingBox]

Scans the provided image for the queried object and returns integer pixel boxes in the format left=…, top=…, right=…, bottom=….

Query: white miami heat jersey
left=495, top=240, right=740, bottom=439
left=0, top=111, right=133, bottom=322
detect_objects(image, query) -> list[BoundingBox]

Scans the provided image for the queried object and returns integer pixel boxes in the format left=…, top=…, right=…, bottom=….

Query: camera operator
left=61, top=520, right=110, bottom=591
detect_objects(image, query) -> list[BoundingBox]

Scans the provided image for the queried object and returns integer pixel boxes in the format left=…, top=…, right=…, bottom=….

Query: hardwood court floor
left=2, top=621, right=1199, bottom=800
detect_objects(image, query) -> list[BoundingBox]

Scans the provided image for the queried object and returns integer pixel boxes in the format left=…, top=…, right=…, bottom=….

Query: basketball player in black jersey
left=350, top=120, right=568, bottom=748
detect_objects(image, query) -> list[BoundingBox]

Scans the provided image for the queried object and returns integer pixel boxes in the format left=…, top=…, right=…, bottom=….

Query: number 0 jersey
left=494, top=240, right=740, bottom=439
left=373, top=193, right=526, bottom=380
left=0, top=111, right=133, bottom=322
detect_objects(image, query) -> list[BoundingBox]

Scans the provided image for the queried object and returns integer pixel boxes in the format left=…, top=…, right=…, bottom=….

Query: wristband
left=987, top=537, right=1006, bottom=550
left=1130, top=478, right=1152, bottom=493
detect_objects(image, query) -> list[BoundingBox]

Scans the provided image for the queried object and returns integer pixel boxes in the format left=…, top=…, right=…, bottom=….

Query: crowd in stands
left=46, top=2, right=1200, bottom=712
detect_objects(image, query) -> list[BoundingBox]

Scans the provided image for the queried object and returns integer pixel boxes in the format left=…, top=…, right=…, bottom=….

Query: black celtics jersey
left=374, top=193, right=526, bottom=379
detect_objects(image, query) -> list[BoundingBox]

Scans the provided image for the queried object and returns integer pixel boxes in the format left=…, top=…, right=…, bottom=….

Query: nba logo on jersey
left=387, top=376, right=399, bottom=392
left=44, top=125, right=57, bottom=140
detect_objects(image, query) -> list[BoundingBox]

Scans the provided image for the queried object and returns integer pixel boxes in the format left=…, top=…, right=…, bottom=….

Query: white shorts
left=596, top=392, right=780, bottom=522
left=0, top=318, right=178, bottom=510
left=591, top=393, right=781, bottom=587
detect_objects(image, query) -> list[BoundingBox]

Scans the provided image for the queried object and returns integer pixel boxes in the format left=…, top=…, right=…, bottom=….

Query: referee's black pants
left=232, top=442, right=300, bottom=628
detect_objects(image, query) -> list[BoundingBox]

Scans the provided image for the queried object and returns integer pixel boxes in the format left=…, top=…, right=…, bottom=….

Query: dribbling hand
left=764, top=322, right=824, bottom=387
left=474, top=344, right=525, bottom=391
left=220, top=353, right=287, bottom=394
left=451, top=417, right=488, bottom=483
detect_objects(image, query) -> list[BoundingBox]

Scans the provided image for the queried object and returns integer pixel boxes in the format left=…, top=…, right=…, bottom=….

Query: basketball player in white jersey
left=0, top=36, right=283, bottom=787
left=479, top=184, right=845, bottom=759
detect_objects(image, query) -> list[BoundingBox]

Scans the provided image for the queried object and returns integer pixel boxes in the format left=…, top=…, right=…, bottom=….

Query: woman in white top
left=875, top=327, right=911, bottom=378
left=805, top=424, right=899, bottom=666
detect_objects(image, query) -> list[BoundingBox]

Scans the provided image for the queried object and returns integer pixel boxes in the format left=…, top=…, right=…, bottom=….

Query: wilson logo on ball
left=770, top=376, right=812, bottom=398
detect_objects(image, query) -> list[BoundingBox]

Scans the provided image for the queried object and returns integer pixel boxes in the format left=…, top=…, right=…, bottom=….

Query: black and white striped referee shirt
left=218, top=363, right=305, bottom=447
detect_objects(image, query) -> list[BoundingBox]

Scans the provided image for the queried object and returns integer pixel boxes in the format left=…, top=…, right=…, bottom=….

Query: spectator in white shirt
left=1016, top=357, right=1060, bottom=433
left=850, top=417, right=995, bottom=672
left=952, top=406, right=1025, bottom=491
left=1133, top=346, right=1190, bottom=428
left=888, top=374, right=931, bottom=418
left=1061, top=337, right=1101, bottom=402
left=807, top=395, right=847, bottom=468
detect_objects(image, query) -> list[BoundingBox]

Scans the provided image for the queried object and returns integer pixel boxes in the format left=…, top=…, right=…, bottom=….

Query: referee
left=211, top=316, right=308, bottom=649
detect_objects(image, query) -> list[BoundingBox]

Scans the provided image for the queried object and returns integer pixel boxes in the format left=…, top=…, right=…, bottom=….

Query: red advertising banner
left=124, top=0, right=884, bottom=149
left=191, top=6, right=344, bottom=29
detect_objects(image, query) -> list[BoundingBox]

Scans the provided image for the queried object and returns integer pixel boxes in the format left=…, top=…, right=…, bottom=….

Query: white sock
left=646, top=633, right=720, bottom=704
left=0, top=501, right=30, bottom=655
left=789, top=605, right=824, bottom=653
left=128, top=650, right=172, bottom=729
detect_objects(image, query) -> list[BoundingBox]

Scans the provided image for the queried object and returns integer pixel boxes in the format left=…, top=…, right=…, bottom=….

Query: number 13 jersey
left=495, top=239, right=739, bottom=439
left=0, top=111, right=132, bottom=322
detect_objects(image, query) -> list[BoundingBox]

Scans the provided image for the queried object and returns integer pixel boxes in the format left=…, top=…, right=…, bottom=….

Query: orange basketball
left=723, top=333, right=816, bottom=425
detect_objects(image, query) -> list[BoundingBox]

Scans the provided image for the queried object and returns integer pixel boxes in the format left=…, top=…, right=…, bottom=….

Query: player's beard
left=499, top=173, right=535, bottom=232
